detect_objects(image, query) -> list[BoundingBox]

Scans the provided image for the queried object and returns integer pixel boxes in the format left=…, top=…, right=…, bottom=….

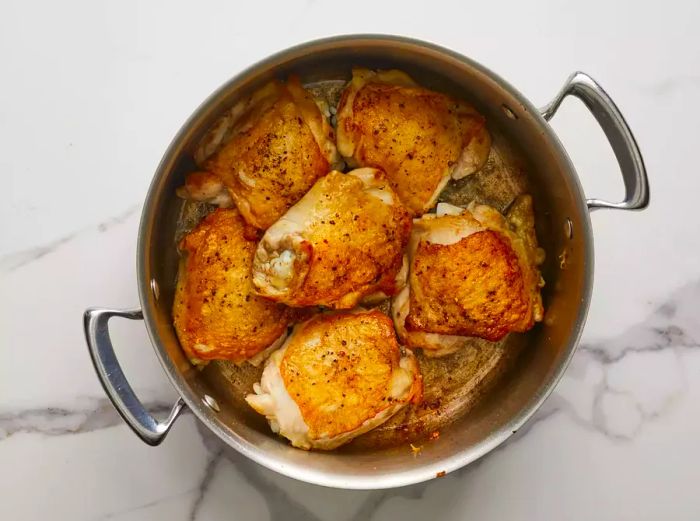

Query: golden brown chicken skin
left=178, top=78, right=340, bottom=229
left=173, top=208, right=294, bottom=365
left=252, top=168, right=412, bottom=309
left=246, top=309, right=422, bottom=450
left=337, top=69, right=491, bottom=215
left=408, top=227, right=531, bottom=339
left=393, top=198, right=544, bottom=352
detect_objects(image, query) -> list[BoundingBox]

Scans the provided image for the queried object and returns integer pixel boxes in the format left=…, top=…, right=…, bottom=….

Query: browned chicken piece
left=392, top=196, right=545, bottom=356
left=252, top=168, right=412, bottom=309
left=246, top=309, right=422, bottom=450
left=176, top=171, right=234, bottom=208
left=177, top=78, right=341, bottom=229
left=173, top=208, right=294, bottom=365
left=336, top=68, right=491, bottom=215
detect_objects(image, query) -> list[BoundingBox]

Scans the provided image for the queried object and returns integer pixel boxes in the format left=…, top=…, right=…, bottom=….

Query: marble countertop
left=2, top=0, right=699, bottom=519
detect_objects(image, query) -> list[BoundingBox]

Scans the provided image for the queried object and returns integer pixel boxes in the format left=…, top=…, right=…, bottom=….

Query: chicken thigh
left=252, top=168, right=411, bottom=309
left=177, top=78, right=340, bottom=229
left=246, top=309, right=422, bottom=450
left=336, top=68, right=491, bottom=215
left=173, top=208, right=294, bottom=365
left=392, top=196, right=545, bottom=356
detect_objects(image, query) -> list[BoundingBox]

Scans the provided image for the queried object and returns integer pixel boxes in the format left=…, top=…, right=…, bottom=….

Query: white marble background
left=2, top=0, right=699, bottom=519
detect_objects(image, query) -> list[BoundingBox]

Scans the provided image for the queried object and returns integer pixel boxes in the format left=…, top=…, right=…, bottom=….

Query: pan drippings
left=175, top=79, right=533, bottom=449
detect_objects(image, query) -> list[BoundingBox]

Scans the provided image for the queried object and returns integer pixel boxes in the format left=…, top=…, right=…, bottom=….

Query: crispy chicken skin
left=252, top=168, right=412, bottom=309
left=177, top=78, right=340, bottom=229
left=173, top=208, right=294, bottom=365
left=336, top=68, right=491, bottom=215
left=392, top=197, right=544, bottom=355
left=246, top=309, right=422, bottom=450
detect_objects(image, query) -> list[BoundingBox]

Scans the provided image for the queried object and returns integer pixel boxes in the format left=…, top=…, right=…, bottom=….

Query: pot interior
left=138, top=36, right=592, bottom=488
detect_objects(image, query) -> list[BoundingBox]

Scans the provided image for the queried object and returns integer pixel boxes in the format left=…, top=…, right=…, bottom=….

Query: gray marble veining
left=2, top=1, right=700, bottom=519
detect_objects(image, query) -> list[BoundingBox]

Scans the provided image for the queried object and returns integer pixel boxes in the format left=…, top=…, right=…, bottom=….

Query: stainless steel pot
left=84, top=35, right=649, bottom=489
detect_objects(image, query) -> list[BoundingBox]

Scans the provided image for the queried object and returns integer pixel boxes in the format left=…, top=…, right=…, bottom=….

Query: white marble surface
left=2, top=0, right=699, bottom=519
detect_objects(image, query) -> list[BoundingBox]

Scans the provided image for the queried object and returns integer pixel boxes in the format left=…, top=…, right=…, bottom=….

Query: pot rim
left=137, top=33, right=594, bottom=489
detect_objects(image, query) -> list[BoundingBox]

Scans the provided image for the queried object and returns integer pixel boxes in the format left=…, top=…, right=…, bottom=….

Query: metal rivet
left=151, top=279, right=160, bottom=300
left=502, top=104, right=518, bottom=120
left=564, top=217, right=573, bottom=239
left=203, top=394, right=220, bottom=412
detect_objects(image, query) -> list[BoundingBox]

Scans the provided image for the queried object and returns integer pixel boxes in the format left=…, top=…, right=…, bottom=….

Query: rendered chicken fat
left=246, top=309, right=422, bottom=450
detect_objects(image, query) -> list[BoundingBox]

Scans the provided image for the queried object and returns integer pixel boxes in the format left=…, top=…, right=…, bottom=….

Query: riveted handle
left=84, top=307, right=185, bottom=445
left=541, top=71, right=650, bottom=211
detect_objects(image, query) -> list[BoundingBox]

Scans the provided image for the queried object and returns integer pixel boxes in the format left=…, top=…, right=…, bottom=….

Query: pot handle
left=84, top=307, right=185, bottom=445
left=540, top=71, right=649, bottom=211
